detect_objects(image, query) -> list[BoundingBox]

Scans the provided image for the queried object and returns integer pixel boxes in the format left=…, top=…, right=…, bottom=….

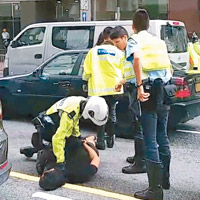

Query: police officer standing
left=188, top=32, right=200, bottom=70
left=110, top=26, right=146, bottom=174
left=117, top=9, right=172, bottom=200
left=82, top=27, right=125, bottom=150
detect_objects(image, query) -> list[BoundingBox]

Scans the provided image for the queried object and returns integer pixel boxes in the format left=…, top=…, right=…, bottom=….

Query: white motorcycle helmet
left=82, top=96, right=109, bottom=126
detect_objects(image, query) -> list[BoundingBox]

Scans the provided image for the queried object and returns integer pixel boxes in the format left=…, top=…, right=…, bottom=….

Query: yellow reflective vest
left=124, top=59, right=135, bottom=81
left=82, top=44, right=125, bottom=96
left=130, top=31, right=171, bottom=72
left=188, top=42, right=200, bottom=71
left=193, top=42, right=200, bottom=56
left=46, top=96, right=86, bottom=163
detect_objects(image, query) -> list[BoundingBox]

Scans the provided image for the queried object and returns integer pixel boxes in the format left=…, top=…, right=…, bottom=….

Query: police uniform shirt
left=125, top=37, right=140, bottom=84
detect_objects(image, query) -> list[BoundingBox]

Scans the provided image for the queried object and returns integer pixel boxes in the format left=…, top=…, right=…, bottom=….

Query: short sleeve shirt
left=125, top=38, right=140, bottom=83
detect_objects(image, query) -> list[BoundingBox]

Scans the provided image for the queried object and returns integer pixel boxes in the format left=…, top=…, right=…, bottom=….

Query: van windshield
left=52, top=26, right=94, bottom=50
left=161, top=25, right=188, bottom=53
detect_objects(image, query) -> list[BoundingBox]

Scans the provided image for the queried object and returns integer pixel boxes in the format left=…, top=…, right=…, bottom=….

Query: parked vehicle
left=0, top=100, right=11, bottom=185
left=0, top=50, right=200, bottom=138
left=4, top=20, right=188, bottom=76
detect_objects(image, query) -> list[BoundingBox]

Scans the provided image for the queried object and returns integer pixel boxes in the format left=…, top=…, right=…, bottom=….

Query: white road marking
left=32, top=192, right=73, bottom=200
left=176, top=129, right=200, bottom=134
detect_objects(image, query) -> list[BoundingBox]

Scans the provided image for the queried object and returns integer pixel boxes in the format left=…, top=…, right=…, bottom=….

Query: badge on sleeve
left=68, top=111, right=76, bottom=119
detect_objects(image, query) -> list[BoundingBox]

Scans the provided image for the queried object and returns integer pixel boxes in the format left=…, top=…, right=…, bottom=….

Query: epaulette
left=128, top=37, right=137, bottom=45
left=68, top=110, right=76, bottom=119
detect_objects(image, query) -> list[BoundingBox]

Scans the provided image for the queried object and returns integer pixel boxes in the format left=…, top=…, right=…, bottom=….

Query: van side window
left=42, top=53, right=79, bottom=76
left=161, top=25, right=187, bottom=53
left=52, top=26, right=94, bottom=50
left=16, top=27, right=46, bottom=47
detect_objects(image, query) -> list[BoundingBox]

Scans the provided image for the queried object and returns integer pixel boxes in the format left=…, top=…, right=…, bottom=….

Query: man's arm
left=133, top=51, right=150, bottom=102
left=82, top=141, right=100, bottom=168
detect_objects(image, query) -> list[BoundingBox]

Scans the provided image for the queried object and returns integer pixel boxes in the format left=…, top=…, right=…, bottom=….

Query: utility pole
left=116, top=0, right=120, bottom=20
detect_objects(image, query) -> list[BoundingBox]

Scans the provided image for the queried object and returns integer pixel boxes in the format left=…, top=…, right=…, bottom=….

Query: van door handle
left=34, top=54, right=42, bottom=59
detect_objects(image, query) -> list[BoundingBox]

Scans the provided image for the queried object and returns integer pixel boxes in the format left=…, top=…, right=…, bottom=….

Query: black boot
left=126, top=118, right=143, bottom=164
left=134, top=160, right=163, bottom=200
left=96, top=126, right=106, bottom=150
left=105, top=122, right=116, bottom=148
left=160, top=154, right=171, bottom=190
left=122, top=139, right=146, bottom=174
left=106, top=135, right=114, bottom=148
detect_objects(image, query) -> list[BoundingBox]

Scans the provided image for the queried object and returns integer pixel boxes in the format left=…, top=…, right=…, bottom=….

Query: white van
left=4, top=20, right=189, bottom=75
left=149, top=20, right=189, bottom=71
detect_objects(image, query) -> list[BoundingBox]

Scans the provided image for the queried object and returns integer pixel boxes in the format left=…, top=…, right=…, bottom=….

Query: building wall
left=20, top=1, right=36, bottom=28
left=169, top=0, right=200, bottom=34
left=20, top=1, right=56, bottom=29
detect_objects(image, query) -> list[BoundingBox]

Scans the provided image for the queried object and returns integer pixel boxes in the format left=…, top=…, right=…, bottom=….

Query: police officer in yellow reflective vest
left=82, top=34, right=125, bottom=150
left=46, top=96, right=108, bottom=164
left=116, top=9, right=172, bottom=200
left=188, top=32, right=200, bottom=71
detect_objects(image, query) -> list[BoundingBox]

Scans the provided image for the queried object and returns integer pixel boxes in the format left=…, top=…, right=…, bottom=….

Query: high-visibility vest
left=46, top=96, right=85, bottom=163
left=82, top=44, right=124, bottom=96
left=193, top=42, right=200, bottom=56
left=124, top=59, right=135, bottom=81
left=188, top=43, right=200, bottom=70
left=130, top=31, right=171, bottom=72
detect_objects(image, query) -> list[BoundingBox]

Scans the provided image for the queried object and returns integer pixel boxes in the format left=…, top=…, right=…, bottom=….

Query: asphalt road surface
left=0, top=116, right=200, bottom=200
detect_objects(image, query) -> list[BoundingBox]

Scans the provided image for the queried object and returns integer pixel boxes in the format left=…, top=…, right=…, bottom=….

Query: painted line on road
left=176, top=129, right=200, bottom=134
left=10, top=171, right=138, bottom=200
left=32, top=192, right=73, bottom=200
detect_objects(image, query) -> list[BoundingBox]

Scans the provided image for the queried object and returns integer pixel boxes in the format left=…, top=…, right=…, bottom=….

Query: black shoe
left=106, top=136, right=114, bottom=148
left=162, top=180, right=170, bottom=190
left=96, top=139, right=106, bottom=150
left=122, top=160, right=146, bottom=174
left=20, top=146, right=37, bottom=158
left=126, top=156, right=135, bottom=164
left=134, top=187, right=163, bottom=200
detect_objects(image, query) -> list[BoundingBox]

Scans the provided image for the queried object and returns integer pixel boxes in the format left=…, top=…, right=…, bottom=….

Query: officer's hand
left=115, top=79, right=126, bottom=92
left=137, top=86, right=150, bottom=102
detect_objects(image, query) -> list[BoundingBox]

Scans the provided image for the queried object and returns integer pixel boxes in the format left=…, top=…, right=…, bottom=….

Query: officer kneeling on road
left=21, top=96, right=108, bottom=190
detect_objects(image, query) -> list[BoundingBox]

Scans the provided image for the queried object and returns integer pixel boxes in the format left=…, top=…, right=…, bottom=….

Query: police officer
left=45, top=96, right=108, bottom=164
left=117, top=9, right=172, bottom=200
left=82, top=28, right=125, bottom=150
left=188, top=32, right=200, bottom=70
left=110, top=26, right=146, bottom=174
left=33, top=96, right=108, bottom=190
